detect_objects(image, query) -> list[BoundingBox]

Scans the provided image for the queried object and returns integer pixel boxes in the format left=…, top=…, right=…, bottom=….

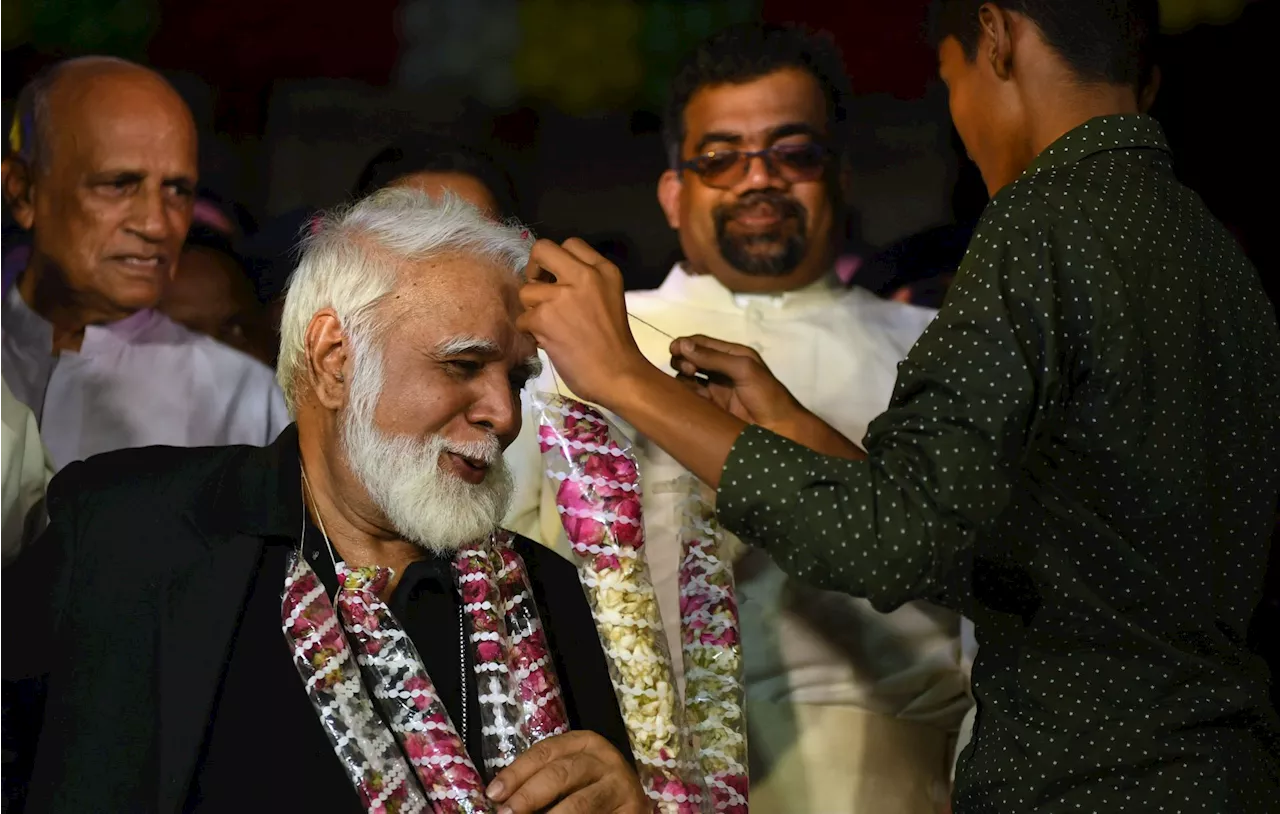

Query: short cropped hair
left=932, top=0, right=1161, bottom=87
left=662, top=22, right=853, bottom=168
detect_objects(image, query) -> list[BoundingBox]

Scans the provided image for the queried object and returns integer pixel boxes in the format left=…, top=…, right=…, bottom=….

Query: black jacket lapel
left=156, top=533, right=264, bottom=813
left=155, top=425, right=304, bottom=811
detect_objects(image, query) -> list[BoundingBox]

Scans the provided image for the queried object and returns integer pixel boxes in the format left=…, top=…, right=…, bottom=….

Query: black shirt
left=185, top=525, right=629, bottom=811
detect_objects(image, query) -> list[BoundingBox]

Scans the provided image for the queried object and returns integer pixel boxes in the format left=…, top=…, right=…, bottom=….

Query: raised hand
left=516, top=238, right=653, bottom=410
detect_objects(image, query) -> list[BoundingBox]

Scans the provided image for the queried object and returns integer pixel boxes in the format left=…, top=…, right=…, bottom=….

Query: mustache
left=713, top=190, right=807, bottom=227
left=439, top=434, right=502, bottom=465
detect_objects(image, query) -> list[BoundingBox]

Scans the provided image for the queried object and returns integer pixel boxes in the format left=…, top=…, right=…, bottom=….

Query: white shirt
left=2, top=379, right=53, bottom=565
left=505, top=265, right=971, bottom=812
left=2, top=286, right=288, bottom=470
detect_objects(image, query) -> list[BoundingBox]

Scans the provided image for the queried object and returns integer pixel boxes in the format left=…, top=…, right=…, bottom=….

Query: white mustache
left=440, top=434, right=502, bottom=465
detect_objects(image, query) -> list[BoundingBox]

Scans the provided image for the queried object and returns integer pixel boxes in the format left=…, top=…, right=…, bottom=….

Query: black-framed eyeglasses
left=679, top=142, right=832, bottom=189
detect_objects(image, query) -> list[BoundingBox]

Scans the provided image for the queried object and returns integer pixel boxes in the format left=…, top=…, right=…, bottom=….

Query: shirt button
left=747, top=309, right=764, bottom=324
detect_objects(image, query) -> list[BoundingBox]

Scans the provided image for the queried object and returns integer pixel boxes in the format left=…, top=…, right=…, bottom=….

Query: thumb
left=669, top=343, right=758, bottom=386
left=670, top=334, right=761, bottom=361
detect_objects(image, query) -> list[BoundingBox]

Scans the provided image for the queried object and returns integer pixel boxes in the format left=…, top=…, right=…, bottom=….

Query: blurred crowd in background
left=4, top=0, right=1275, bottom=366
left=2, top=1, right=1278, bottom=812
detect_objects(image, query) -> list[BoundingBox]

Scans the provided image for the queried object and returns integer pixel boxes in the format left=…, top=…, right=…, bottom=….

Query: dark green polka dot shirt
left=717, top=115, right=1280, bottom=811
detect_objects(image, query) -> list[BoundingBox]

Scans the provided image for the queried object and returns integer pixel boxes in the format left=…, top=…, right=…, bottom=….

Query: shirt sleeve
left=717, top=209, right=1064, bottom=611
left=2, top=384, right=53, bottom=566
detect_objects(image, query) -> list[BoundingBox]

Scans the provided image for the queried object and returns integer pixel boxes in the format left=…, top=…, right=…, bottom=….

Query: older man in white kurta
left=2, top=287, right=286, bottom=469
left=2, top=57, right=286, bottom=469
left=507, top=263, right=970, bottom=813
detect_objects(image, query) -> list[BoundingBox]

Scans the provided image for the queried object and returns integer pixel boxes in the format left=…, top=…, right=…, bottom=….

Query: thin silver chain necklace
left=300, top=466, right=470, bottom=746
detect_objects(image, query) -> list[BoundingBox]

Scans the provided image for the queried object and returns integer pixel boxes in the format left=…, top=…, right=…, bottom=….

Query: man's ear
left=3, top=157, right=36, bottom=230
left=304, top=308, right=351, bottom=411
left=657, top=169, right=682, bottom=231
left=979, top=3, right=1016, bottom=81
left=1139, top=65, right=1161, bottom=113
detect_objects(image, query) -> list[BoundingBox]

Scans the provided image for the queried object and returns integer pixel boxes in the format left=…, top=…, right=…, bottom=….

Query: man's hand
left=516, top=238, right=653, bottom=410
left=671, top=335, right=867, bottom=461
left=669, top=334, right=805, bottom=427
left=485, top=730, right=648, bottom=814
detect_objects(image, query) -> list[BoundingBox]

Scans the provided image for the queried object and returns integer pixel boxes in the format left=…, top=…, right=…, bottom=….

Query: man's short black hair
left=933, top=0, right=1160, bottom=87
left=352, top=133, right=519, bottom=219
left=662, top=22, right=853, bottom=169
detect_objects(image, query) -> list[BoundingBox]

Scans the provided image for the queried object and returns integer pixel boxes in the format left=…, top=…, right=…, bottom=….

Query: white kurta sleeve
left=503, top=360, right=559, bottom=545
left=2, top=381, right=55, bottom=566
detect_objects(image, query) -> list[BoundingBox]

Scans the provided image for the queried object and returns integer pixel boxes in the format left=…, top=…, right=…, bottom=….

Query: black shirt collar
left=298, top=517, right=458, bottom=609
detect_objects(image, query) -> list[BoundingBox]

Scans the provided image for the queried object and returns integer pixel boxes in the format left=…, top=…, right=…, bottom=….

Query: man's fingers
left=527, top=239, right=595, bottom=286
left=545, top=785, right=611, bottom=814
left=518, top=279, right=559, bottom=308
left=559, top=237, right=608, bottom=267
left=492, top=757, right=583, bottom=814
left=674, top=372, right=711, bottom=400
left=671, top=355, right=735, bottom=390
left=669, top=343, right=758, bottom=383
left=676, top=372, right=740, bottom=413
left=670, top=334, right=763, bottom=362
left=560, top=237, right=625, bottom=290
left=487, top=732, right=566, bottom=804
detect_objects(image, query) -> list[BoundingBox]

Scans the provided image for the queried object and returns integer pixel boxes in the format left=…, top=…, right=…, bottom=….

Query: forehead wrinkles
left=382, top=251, right=519, bottom=335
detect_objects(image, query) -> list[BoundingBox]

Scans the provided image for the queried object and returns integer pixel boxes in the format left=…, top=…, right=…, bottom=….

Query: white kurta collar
left=651, top=263, right=844, bottom=315
left=3, top=284, right=166, bottom=358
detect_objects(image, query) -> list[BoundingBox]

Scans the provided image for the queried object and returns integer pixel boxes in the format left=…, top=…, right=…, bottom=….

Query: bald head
left=5, top=56, right=199, bottom=331
left=12, top=57, right=195, bottom=175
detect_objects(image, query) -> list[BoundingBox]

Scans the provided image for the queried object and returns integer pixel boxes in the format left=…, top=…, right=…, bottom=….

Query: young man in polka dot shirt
left=518, top=0, right=1280, bottom=810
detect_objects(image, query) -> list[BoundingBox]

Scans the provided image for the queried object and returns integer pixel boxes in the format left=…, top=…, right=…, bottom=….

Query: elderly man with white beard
left=1, top=189, right=644, bottom=814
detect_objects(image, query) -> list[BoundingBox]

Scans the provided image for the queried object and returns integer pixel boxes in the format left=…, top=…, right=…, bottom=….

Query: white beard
left=341, top=399, right=514, bottom=554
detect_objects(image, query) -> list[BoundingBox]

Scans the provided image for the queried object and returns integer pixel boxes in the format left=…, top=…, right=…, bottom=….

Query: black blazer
left=3, top=426, right=630, bottom=813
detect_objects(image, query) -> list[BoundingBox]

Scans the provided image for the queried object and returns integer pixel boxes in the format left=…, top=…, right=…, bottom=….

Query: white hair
left=276, top=187, right=534, bottom=413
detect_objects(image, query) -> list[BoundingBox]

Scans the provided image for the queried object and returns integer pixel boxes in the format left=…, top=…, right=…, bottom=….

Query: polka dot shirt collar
left=1024, top=114, right=1170, bottom=179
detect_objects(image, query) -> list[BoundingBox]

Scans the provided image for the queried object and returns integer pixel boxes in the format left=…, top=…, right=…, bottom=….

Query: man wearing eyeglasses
left=505, top=23, right=970, bottom=814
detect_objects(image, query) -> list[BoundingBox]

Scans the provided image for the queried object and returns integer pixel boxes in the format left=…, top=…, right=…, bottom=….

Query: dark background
left=4, top=0, right=1274, bottom=303
left=2, top=0, right=1277, bottom=757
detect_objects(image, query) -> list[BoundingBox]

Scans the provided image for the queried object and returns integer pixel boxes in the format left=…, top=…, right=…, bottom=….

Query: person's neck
left=1025, top=82, right=1141, bottom=168
left=686, top=259, right=830, bottom=295
left=298, top=421, right=424, bottom=596
left=17, top=258, right=137, bottom=353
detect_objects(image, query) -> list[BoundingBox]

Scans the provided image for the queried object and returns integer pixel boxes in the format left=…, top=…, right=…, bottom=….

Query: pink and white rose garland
left=282, top=551, right=440, bottom=813
left=533, top=393, right=749, bottom=813
left=336, top=563, right=494, bottom=813
left=454, top=534, right=571, bottom=776
left=282, top=530, right=569, bottom=814
left=678, top=485, right=749, bottom=813
left=494, top=545, right=572, bottom=743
